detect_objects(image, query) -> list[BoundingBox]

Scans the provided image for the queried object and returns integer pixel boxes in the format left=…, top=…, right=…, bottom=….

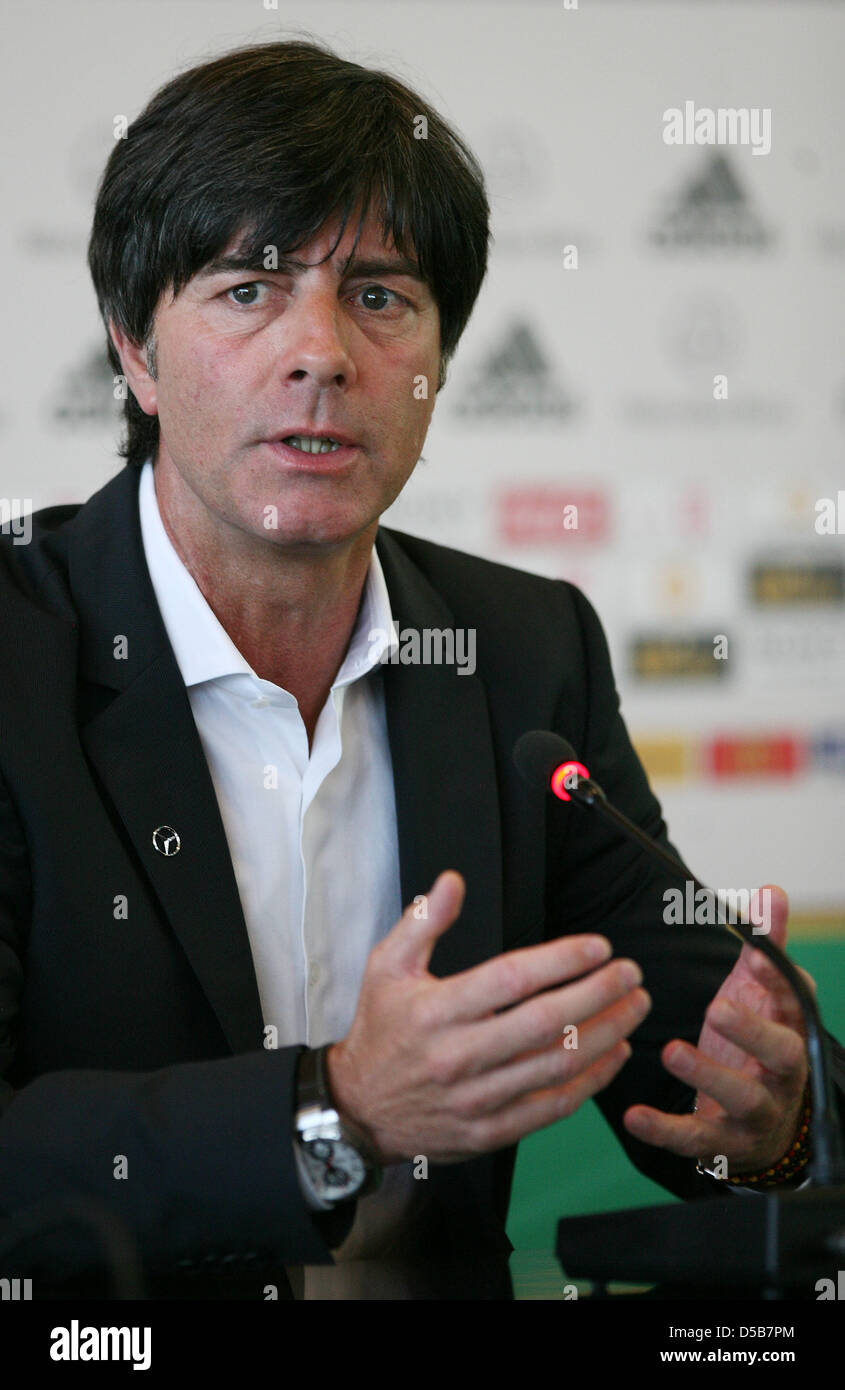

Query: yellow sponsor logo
left=633, top=736, right=694, bottom=781
left=632, top=638, right=724, bottom=680
left=751, top=564, right=845, bottom=605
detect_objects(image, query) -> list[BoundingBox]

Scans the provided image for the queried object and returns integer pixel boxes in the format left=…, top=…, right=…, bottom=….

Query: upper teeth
left=284, top=435, right=342, bottom=454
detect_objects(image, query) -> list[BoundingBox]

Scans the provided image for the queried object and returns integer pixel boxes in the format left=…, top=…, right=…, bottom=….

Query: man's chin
left=243, top=510, right=377, bottom=555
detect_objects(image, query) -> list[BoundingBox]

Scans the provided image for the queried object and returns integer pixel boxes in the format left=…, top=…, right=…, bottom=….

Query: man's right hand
left=326, top=870, right=651, bottom=1166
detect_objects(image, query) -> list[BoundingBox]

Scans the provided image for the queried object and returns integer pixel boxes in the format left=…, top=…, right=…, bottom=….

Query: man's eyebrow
left=194, top=253, right=425, bottom=283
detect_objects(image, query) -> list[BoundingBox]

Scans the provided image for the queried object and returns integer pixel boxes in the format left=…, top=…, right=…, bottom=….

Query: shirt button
left=252, top=696, right=269, bottom=708
left=307, top=962, right=321, bottom=986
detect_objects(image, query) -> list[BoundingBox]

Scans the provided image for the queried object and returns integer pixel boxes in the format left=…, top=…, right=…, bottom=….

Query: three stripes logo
left=649, top=152, right=772, bottom=250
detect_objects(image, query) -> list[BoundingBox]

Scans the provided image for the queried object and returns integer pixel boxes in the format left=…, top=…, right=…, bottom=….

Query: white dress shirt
left=137, top=459, right=418, bottom=1293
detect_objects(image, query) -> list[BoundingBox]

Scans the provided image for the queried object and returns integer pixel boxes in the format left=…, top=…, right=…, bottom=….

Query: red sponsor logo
left=706, top=735, right=805, bottom=779
left=497, top=488, right=610, bottom=544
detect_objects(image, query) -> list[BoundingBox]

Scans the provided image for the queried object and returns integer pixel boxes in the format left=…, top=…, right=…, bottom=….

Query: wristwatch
left=293, top=1044, right=382, bottom=1205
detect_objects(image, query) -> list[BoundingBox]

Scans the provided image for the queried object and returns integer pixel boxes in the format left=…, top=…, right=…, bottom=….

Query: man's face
left=118, top=209, right=441, bottom=555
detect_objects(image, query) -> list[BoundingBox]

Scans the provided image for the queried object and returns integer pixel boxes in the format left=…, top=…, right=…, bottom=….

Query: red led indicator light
left=551, top=760, right=590, bottom=801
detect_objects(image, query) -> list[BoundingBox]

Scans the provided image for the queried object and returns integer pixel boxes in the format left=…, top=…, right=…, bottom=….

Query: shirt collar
left=137, top=457, right=398, bottom=692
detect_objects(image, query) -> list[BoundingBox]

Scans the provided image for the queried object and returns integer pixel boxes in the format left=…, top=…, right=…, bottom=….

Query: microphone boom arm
left=564, top=768, right=845, bottom=1187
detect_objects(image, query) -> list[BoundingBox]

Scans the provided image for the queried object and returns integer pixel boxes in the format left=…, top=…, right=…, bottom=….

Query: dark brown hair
left=87, top=38, right=491, bottom=468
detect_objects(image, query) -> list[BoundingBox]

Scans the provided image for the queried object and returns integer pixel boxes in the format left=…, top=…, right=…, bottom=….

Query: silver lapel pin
left=152, top=825, right=181, bottom=857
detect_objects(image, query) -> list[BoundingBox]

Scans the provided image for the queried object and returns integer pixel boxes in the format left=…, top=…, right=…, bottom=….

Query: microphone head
left=513, top=730, right=579, bottom=790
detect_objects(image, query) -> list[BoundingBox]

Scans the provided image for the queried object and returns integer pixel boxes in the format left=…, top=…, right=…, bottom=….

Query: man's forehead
left=195, top=213, right=421, bottom=282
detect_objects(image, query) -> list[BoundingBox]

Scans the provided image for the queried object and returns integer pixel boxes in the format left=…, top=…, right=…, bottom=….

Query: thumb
left=381, top=870, right=466, bottom=975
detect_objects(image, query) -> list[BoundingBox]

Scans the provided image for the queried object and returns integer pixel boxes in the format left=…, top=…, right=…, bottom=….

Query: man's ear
left=109, top=319, right=158, bottom=417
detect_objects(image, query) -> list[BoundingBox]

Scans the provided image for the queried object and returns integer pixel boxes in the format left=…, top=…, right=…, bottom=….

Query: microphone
left=513, top=729, right=845, bottom=1188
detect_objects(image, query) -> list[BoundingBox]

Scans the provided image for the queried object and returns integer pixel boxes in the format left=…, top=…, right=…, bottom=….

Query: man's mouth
left=280, top=435, right=344, bottom=455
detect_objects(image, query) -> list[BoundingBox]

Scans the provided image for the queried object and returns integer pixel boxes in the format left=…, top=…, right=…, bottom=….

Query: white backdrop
left=2, top=0, right=844, bottom=921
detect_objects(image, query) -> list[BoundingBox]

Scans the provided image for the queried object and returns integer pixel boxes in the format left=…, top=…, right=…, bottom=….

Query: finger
left=472, top=1040, right=633, bottom=1151
left=455, top=992, right=651, bottom=1112
left=380, top=871, right=466, bottom=974
left=442, top=933, right=614, bottom=1020
left=661, top=1040, right=777, bottom=1124
left=748, top=883, right=789, bottom=945
left=622, top=1104, right=714, bottom=1159
left=729, top=884, right=788, bottom=975
left=744, top=946, right=817, bottom=1007
left=458, top=969, right=651, bottom=1073
left=730, top=895, right=782, bottom=977
left=700, top=1000, right=808, bottom=1079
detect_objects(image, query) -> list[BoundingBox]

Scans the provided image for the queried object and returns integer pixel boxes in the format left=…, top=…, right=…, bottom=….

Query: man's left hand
left=623, top=884, right=813, bottom=1178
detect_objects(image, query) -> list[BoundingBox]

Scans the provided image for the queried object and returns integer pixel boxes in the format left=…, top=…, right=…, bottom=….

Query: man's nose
left=275, top=284, right=357, bottom=389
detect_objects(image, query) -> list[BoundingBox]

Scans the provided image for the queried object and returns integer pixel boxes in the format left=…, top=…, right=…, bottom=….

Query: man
left=0, top=38, right=841, bottom=1300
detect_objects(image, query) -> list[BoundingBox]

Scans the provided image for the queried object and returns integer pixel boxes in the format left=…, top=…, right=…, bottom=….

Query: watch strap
left=295, top=1042, right=332, bottom=1119
left=294, top=1044, right=383, bottom=1197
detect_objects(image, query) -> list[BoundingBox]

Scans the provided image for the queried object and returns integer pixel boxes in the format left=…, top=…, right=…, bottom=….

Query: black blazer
left=0, top=463, right=842, bottom=1298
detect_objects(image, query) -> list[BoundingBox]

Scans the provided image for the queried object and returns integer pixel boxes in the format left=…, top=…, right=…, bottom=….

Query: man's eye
left=223, top=281, right=406, bottom=311
left=355, top=285, right=405, bottom=312
left=226, top=282, right=266, bottom=306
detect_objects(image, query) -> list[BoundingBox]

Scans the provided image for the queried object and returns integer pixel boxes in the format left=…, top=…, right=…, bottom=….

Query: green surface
left=506, top=939, right=845, bottom=1251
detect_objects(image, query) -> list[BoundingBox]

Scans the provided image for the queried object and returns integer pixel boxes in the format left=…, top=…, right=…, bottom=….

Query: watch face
left=301, top=1137, right=368, bottom=1201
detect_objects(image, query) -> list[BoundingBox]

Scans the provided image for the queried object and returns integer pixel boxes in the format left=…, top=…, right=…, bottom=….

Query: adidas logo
left=650, top=152, right=772, bottom=250
left=50, top=345, right=123, bottom=429
left=452, top=321, right=576, bottom=421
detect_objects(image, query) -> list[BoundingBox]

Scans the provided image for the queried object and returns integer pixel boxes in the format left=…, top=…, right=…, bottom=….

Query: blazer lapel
left=65, top=467, right=265, bottom=1055
left=375, top=528, right=504, bottom=978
